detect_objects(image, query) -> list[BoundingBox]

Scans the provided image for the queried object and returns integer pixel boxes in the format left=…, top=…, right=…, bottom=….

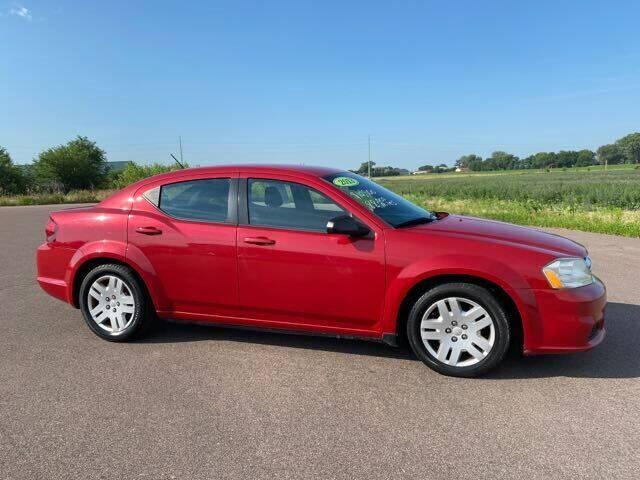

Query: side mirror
left=326, top=215, right=371, bottom=238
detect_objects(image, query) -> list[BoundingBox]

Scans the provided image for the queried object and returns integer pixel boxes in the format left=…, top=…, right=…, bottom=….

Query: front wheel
left=79, top=264, right=152, bottom=341
left=406, top=283, right=511, bottom=377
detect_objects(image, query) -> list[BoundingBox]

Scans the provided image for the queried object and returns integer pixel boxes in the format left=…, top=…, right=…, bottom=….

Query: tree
left=575, top=149, right=597, bottom=167
left=596, top=144, right=625, bottom=166
left=0, top=147, right=27, bottom=195
left=486, top=151, right=519, bottom=170
left=354, top=161, right=375, bottom=176
left=455, top=154, right=483, bottom=171
left=616, top=132, right=640, bottom=164
left=374, top=166, right=402, bottom=177
left=432, top=164, right=453, bottom=174
left=523, top=152, right=557, bottom=169
left=418, top=164, right=434, bottom=172
left=556, top=150, right=580, bottom=168
left=33, top=136, right=107, bottom=192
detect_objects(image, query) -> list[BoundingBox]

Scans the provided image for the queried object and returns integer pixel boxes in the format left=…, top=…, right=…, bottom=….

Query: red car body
left=37, top=165, right=606, bottom=355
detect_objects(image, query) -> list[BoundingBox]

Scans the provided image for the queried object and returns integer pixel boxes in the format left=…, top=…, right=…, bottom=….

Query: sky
left=1, top=0, right=639, bottom=170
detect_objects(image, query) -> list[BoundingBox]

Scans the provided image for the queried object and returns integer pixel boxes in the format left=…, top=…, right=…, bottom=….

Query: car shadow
left=487, top=302, right=640, bottom=380
left=139, top=318, right=415, bottom=360
left=138, top=302, right=639, bottom=379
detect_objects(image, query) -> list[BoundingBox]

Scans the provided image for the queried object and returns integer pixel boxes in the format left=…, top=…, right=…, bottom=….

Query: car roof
left=179, top=163, right=341, bottom=176
left=100, top=164, right=350, bottom=209
left=134, top=164, right=345, bottom=186
left=101, top=164, right=351, bottom=209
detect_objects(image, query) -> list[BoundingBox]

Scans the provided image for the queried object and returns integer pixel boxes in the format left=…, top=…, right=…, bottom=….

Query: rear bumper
left=523, top=278, right=606, bottom=355
left=37, top=243, right=74, bottom=304
left=37, top=275, right=69, bottom=303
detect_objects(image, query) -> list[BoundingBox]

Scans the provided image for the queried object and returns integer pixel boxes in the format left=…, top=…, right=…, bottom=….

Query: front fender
left=382, top=254, right=537, bottom=343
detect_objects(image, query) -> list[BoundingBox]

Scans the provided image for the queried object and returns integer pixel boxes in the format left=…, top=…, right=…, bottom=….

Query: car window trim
left=142, top=177, right=239, bottom=226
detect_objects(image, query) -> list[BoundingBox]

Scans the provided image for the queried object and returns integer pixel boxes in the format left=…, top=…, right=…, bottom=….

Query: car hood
left=408, top=214, right=587, bottom=257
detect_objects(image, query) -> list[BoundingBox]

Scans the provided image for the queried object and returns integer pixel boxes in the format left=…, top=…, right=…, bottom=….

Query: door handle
left=136, top=226, right=163, bottom=235
left=243, top=236, right=275, bottom=246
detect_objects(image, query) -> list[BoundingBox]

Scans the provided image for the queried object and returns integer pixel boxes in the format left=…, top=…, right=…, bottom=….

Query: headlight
left=542, top=257, right=594, bottom=289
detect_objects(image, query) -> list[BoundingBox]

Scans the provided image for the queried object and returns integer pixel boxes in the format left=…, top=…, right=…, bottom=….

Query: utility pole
left=179, top=136, right=184, bottom=166
left=368, top=135, right=371, bottom=178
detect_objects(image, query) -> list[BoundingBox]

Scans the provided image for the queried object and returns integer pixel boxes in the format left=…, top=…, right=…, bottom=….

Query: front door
left=236, top=176, right=386, bottom=336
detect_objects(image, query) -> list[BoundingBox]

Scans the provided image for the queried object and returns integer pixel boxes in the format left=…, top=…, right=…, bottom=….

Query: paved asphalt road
left=1, top=204, right=639, bottom=479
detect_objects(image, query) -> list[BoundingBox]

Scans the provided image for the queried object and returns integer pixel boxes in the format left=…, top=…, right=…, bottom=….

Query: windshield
left=323, top=172, right=437, bottom=227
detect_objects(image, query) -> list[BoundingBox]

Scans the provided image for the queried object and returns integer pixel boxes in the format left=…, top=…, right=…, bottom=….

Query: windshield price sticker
left=333, top=177, right=359, bottom=187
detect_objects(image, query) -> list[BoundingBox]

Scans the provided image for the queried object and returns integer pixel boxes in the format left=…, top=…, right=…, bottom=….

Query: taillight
left=45, top=217, right=57, bottom=242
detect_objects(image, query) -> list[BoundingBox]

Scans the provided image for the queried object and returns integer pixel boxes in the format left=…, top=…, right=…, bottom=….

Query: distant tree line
left=454, top=132, right=640, bottom=172
left=417, top=163, right=451, bottom=174
left=351, top=161, right=410, bottom=177
left=0, top=136, right=183, bottom=196
left=1, top=131, right=639, bottom=196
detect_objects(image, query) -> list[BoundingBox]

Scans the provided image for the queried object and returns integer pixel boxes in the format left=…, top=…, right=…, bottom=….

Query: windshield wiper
left=394, top=216, right=436, bottom=228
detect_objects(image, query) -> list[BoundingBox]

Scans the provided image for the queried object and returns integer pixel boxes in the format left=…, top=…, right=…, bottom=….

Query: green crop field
left=378, top=164, right=640, bottom=237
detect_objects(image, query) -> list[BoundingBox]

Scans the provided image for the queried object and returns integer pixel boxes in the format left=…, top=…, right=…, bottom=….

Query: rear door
left=236, top=174, right=386, bottom=335
left=128, top=173, right=239, bottom=318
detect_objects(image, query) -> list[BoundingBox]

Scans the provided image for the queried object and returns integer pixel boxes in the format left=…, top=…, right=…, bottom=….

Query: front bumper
left=522, top=278, right=606, bottom=355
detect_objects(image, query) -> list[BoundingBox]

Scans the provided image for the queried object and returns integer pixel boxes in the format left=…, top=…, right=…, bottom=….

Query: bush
left=112, top=162, right=187, bottom=189
left=33, top=136, right=107, bottom=192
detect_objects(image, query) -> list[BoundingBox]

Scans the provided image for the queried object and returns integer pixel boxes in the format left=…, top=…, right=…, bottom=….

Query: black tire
left=406, top=283, right=511, bottom=377
left=78, top=263, right=153, bottom=342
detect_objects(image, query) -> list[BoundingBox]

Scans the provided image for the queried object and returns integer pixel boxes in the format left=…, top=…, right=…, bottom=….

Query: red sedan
left=36, top=165, right=606, bottom=377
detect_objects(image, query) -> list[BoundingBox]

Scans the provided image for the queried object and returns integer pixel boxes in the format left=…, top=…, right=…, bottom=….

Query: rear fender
left=124, top=242, right=170, bottom=311
left=67, top=240, right=164, bottom=311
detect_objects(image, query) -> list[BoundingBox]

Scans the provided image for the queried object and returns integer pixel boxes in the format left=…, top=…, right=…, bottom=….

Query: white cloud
left=10, top=4, right=32, bottom=21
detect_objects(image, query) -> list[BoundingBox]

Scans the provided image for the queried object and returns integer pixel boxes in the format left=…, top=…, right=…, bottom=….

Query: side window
left=143, top=186, right=160, bottom=206
left=248, top=179, right=346, bottom=231
left=154, top=178, right=231, bottom=222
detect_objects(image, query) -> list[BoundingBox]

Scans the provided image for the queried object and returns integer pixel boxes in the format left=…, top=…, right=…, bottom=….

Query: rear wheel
left=79, top=264, right=152, bottom=341
left=407, top=283, right=511, bottom=377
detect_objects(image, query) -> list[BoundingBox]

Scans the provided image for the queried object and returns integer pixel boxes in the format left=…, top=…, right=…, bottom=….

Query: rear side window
left=248, top=179, right=345, bottom=231
left=154, top=178, right=231, bottom=222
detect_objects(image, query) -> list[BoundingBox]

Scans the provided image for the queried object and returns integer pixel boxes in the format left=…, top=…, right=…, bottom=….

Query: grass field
left=0, top=190, right=109, bottom=207
left=379, top=164, right=640, bottom=237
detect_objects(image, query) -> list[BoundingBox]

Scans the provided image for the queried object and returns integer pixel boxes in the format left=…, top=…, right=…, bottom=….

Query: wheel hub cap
left=420, top=296, right=496, bottom=368
left=87, top=275, right=136, bottom=334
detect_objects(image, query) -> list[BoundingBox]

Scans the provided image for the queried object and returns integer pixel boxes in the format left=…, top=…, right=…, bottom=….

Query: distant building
left=411, top=170, right=430, bottom=175
left=455, top=167, right=469, bottom=173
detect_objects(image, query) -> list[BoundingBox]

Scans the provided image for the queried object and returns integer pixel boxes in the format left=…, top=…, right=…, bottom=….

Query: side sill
left=382, top=333, right=399, bottom=347
left=157, top=315, right=393, bottom=346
